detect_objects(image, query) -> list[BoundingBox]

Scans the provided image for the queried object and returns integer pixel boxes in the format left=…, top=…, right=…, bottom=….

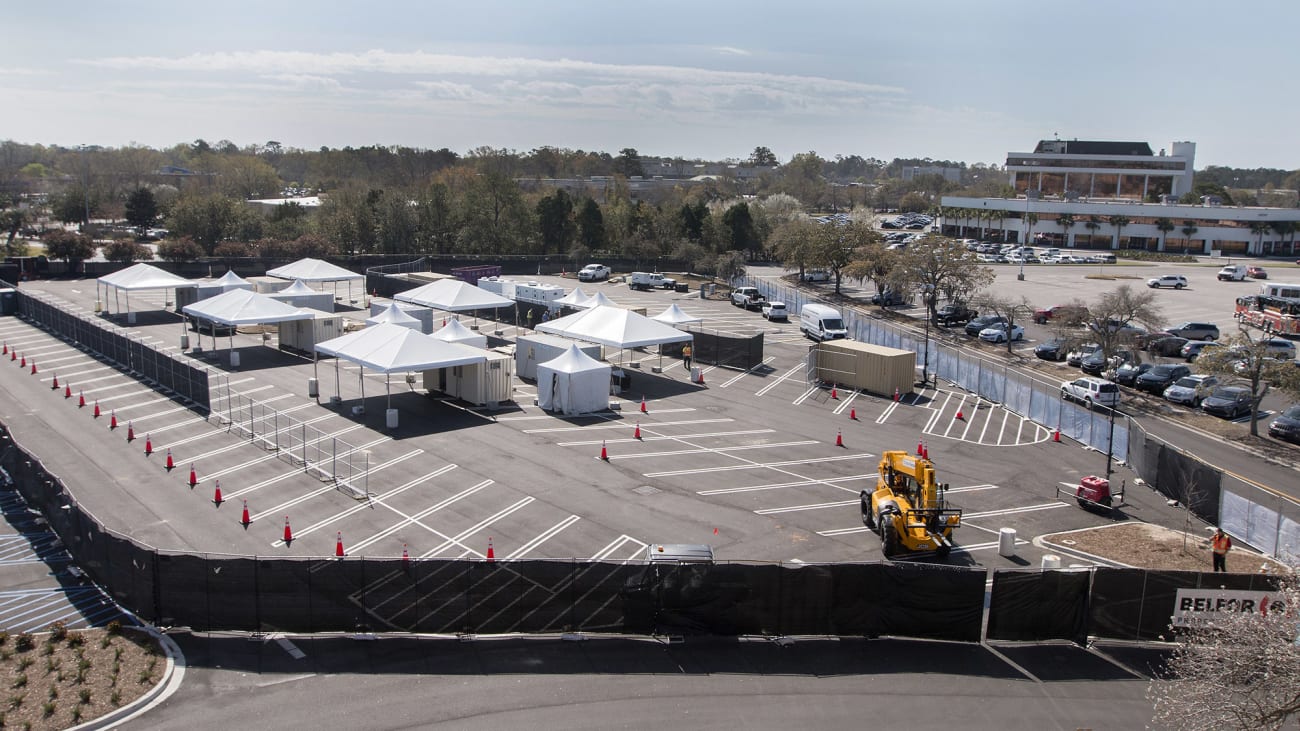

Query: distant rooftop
left=1031, top=140, right=1154, bottom=156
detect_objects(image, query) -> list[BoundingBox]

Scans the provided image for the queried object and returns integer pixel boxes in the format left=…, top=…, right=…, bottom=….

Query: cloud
left=258, top=74, right=345, bottom=91
left=712, top=46, right=751, bottom=56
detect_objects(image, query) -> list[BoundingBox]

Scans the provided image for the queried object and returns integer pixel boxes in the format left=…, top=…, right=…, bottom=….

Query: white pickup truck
left=628, top=271, right=677, bottom=291
left=578, top=264, right=611, bottom=282
left=730, top=286, right=766, bottom=310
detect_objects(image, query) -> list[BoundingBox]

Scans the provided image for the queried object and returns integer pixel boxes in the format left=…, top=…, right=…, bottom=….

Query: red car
left=1247, top=266, right=1268, bottom=279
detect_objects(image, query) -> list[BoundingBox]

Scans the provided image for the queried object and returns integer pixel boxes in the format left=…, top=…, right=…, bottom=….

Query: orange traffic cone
left=19, top=354, right=25, bottom=367
left=335, top=531, right=345, bottom=557
left=30, top=361, right=36, bottom=375
left=110, top=410, right=118, bottom=429
left=849, top=407, right=857, bottom=420
left=51, top=373, right=58, bottom=390
left=486, top=537, right=495, bottom=562
left=8, top=349, right=14, bottom=361
left=402, top=544, right=410, bottom=570
left=212, top=481, right=223, bottom=506
left=916, top=439, right=923, bottom=455
left=126, top=422, right=135, bottom=442
left=164, top=448, right=174, bottom=470
left=894, top=387, right=900, bottom=402
left=144, top=434, right=153, bottom=455
left=188, top=464, right=197, bottom=487
left=1053, top=429, right=1061, bottom=443
left=922, top=442, right=929, bottom=460
left=2, top=343, right=6, bottom=354
left=698, top=370, right=705, bottom=386
left=640, top=396, right=647, bottom=413
left=93, top=401, right=100, bottom=418
left=78, top=391, right=85, bottom=408
left=599, top=440, right=608, bottom=461
left=831, top=385, right=838, bottom=400
left=64, top=384, right=71, bottom=399
left=955, top=409, right=964, bottom=421
left=240, top=500, right=251, bottom=528
left=634, top=423, right=641, bottom=440
left=283, top=517, right=293, bottom=544
left=835, top=430, right=844, bottom=447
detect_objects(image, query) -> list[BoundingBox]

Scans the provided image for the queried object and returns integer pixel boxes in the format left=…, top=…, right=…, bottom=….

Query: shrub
left=11, top=674, right=26, bottom=689
left=46, top=621, right=67, bottom=642
left=13, top=634, right=33, bottom=652
left=41, top=701, right=54, bottom=718
left=106, top=620, right=122, bottom=636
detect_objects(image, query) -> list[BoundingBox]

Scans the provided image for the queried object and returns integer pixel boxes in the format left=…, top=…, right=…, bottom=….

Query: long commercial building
left=940, top=139, right=1300, bottom=256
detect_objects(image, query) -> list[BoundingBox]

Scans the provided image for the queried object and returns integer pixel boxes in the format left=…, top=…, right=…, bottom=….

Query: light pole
left=1104, top=402, right=1118, bottom=481
left=1017, top=197, right=1028, bottom=281
left=77, top=145, right=91, bottom=232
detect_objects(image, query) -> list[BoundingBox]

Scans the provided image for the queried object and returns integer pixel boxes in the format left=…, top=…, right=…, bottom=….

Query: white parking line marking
left=507, top=515, right=581, bottom=559
left=607, top=440, right=818, bottom=460
left=229, top=436, right=394, bottom=501
left=417, top=497, right=535, bottom=558
left=832, top=391, right=859, bottom=415
left=755, top=364, right=803, bottom=397
left=254, top=448, right=424, bottom=521
left=698, top=474, right=876, bottom=495
left=199, top=424, right=367, bottom=479
left=791, top=385, right=820, bottom=406
left=646, top=452, right=872, bottom=477
left=558, top=429, right=775, bottom=446
left=524, top=418, right=729, bottom=434
left=590, top=535, right=648, bottom=561
left=719, top=357, right=774, bottom=388
left=876, top=400, right=900, bottom=423
left=962, top=502, right=1067, bottom=520
left=755, top=500, right=859, bottom=515
left=321, top=473, right=482, bottom=552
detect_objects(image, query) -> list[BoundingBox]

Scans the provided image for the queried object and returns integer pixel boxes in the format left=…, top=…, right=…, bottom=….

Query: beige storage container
left=423, top=350, right=514, bottom=408
left=814, top=340, right=914, bottom=398
left=277, top=311, right=344, bottom=354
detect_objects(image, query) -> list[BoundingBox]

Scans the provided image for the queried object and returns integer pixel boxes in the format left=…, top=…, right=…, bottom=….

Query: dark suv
left=1167, top=322, right=1220, bottom=341
left=933, top=303, right=977, bottom=326
left=1134, top=363, right=1192, bottom=394
left=965, top=315, right=1007, bottom=337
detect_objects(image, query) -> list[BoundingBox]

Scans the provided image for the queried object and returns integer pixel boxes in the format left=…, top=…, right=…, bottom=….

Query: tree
left=157, top=237, right=205, bottom=262
left=1148, top=575, right=1299, bottom=730
left=1081, top=284, right=1165, bottom=363
left=615, top=148, right=643, bottom=178
left=52, top=186, right=95, bottom=226
left=1154, top=217, right=1175, bottom=253
left=1084, top=216, right=1102, bottom=248
left=971, top=293, right=1035, bottom=354
left=535, top=189, right=576, bottom=255
left=167, top=193, right=241, bottom=255
left=898, top=192, right=930, bottom=213
left=41, top=230, right=96, bottom=265
left=124, top=188, right=159, bottom=234
left=714, top=251, right=747, bottom=282
left=896, top=235, right=995, bottom=321
left=1056, top=213, right=1075, bottom=248
left=813, top=220, right=879, bottom=296
left=576, top=198, right=607, bottom=252
left=720, top=202, right=759, bottom=252
left=1180, top=221, right=1199, bottom=255
left=748, top=146, right=778, bottom=166
left=843, top=242, right=900, bottom=303
left=1108, top=215, right=1130, bottom=250
left=101, top=239, right=154, bottom=263
left=769, top=218, right=817, bottom=280
left=1023, top=212, right=1038, bottom=246
left=1194, top=329, right=1300, bottom=437
left=1249, top=221, right=1271, bottom=255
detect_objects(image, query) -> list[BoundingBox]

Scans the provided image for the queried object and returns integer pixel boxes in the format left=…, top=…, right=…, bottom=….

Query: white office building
left=941, top=139, right=1300, bottom=256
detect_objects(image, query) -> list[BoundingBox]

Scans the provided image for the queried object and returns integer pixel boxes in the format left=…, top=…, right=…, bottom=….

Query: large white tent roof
left=98, top=263, right=196, bottom=292
left=538, top=343, right=608, bottom=375
left=394, top=278, right=513, bottom=311
left=651, top=303, right=704, bottom=327
left=554, top=287, right=590, bottom=307
left=315, top=323, right=485, bottom=373
left=180, top=288, right=313, bottom=326
left=578, top=291, right=618, bottom=309
left=431, top=318, right=488, bottom=347
left=213, top=270, right=250, bottom=288
left=537, top=305, right=694, bottom=349
left=365, top=302, right=422, bottom=330
left=265, top=258, right=362, bottom=283
left=274, top=279, right=317, bottom=295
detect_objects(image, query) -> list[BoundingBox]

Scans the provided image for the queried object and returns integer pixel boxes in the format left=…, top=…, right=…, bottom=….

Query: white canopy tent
left=578, top=291, right=618, bottom=309
left=314, top=322, right=486, bottom=410
left=537, top=304, right=694, bottom=370
left=97, top=263, right=197, bottom=319
left=365, top=303, right=423, bottom=331
left=180, top=288, right=314, bottom=364
left=265, top=258, right=364, bottom=304
left=651, top=303, right=704, bottom=327
left=554, top=287, right=591, bottom=308
left=268, top=278, right=334, bottom=311
left=536, top=344, right=611, bottom=416
left=394, top=278, right=513, bottom=328
left=212, top=270, right=252, bottom=291
left=431, top=318, right=488, bottom=348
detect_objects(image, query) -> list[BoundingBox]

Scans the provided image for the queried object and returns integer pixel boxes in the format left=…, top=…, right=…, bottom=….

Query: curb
left=69, top=627, right=186, bottom=731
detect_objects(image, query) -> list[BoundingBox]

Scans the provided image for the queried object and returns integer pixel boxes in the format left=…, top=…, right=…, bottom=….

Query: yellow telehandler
left=860, top=450, right=962, bottom=558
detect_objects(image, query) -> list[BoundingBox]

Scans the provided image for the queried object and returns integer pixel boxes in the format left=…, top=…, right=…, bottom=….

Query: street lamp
left=1017, top=196, right=1029, bottom=281
left=1104, top=402, right=1118, bottom=481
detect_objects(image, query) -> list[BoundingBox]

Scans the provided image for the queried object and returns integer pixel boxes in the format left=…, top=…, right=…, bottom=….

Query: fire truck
left=1234, top=282, right=1300, bottom=336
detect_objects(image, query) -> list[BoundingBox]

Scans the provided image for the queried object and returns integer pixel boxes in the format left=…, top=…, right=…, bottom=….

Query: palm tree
left=1154, top=217, right=1175, bottom=253
left=1056, top=213, right=1075, bottom=249
left=1269, top=221, right=1294, bottom=257
left=1108, top=215, right=1131, bottom=250
left=1181, top=221, right=1198, bottom=255
left=1024, top=212, right=1038, bottom=246
left=1084, top=216, right=1102, bottom=248
left=1249, top=221, right=1270, bottom=256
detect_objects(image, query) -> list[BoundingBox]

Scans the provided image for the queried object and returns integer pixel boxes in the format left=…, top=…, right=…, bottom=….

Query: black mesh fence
left=679, top=328, right=765, bottom=370
left=987, top=569, right=1091, bottom=644
left=1088, top=567, right=1280, bottom=642
left=14, top=291, right=210, bottom=411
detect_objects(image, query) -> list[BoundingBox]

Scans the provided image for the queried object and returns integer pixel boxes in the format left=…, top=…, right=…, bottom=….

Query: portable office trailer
left=368, top=301, right=435, bottom=333
left=245, top=276, right=293, bottom=294
left=277, top=311, right=345, bottom=354
left=813, top=340, right=914, bottom=397
left=422, top=350, right=513, bottom=408
left=477, top=277, right=516, bottom=299
left=512, top=282, right=565, bottom=307
left=515, top=333, right=603, bottom=380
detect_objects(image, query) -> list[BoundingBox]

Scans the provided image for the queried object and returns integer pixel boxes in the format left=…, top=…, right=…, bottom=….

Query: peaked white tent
left=431, top=318, right=488, bottom=348
left=315, top=323, right=486, bottom=409
left=394, top=278, right=513, bottom=312
left=180, top=288, right=314, bottom=363
left=265, top=258, right=363, bottom=304
left=536, top=344, right=611, bottom=416
left=365, top=303, right=423, bottom=331
left=554, top=287, right=591, bottom=308
left=268, top=278, right=334, bottom=311
left=537, top=305, right=693, bottom=349
left=578, top=291, right=618, bottom=309
left=651, top=303, right=704, bottom=327
left=97, top=263, right=197, bottom=319
left=212, top=270, right=252, bottom=291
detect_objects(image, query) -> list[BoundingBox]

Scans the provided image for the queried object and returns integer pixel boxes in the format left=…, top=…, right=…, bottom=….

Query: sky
left=5, top=1, right=1299, bottom=170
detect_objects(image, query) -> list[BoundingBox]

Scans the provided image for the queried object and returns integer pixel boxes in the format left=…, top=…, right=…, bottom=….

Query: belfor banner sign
left=1171, top=588, right=1287, bottom=627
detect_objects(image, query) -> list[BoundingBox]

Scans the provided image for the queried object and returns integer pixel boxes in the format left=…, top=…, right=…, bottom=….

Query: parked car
left=730, top=286, right=766, bottom=310
left=1035, top=338, right=1068, bottom=361
left=1147, top=336, right=1190, bottom=358
left=1267, top=404, right=1300, bottom=444
left=577, top=263, right=611, bottom=281
left=1081, top=349, right=1132, bottom=376
left=979, top=323, right=1025, bottom=343
left=1135, top=330, right=1176, bottom=350
left=1201, top=385, right=1254, bottom=419
left=1247, top=266, right=1268, bottom=279
left=1180, top=341, right=1221, bottom=363
left=1259, top=338, right=1298, bottom=360
left=933, top=302, right=977, bottom=326
left=1217, top=264, right=1248, bottom=282
left=1163, top=374, right=1219, bottom=407
left=801, top=270, right=830, bottom=283
left=1134, top=363, right=1193, bottom=394
left=1167, top=322, right=1220, bottom=341
left=1067, top=343, right=1101, bottom=367
left=628, top=271, right=677, bottom=290
left=760, top=301, right=788, bottom=321
left=1033, top=304, right=1089, bottom=325
left=965, top=315, right=1008, bottom=337
left=1061, top=377, right=1121, bottom=409
left=1114, top=362, right=1154, bottom=387
left=1149, top=273, right=1190, bottom=287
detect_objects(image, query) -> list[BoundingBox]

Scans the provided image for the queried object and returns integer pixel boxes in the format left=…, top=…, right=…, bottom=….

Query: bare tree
left=972, top=293, right=1035, bottom=354
left=1148, top=575, right=1300, bottom=730
left=896, top=235, right=995, bottom=321
left=1194, top=328, right=1300, bottom=436
left=1082, top=284, right=1165, bottom=362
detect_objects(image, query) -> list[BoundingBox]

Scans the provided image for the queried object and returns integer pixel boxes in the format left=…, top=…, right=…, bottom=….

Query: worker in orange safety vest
left=1211, top=528, right=1232, bottom=573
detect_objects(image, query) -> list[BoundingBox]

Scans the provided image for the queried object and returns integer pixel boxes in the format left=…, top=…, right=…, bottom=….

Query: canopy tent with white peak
left=577, top=291, right=618, bottom=310
left=314, top=322, right=486, bottom=413
left=651, top=303, right=704, bottom=328
left=536, top=304, right=693, bottom=370
left=212, top=270, right=251, bottom=291
left=264, top=257, right=364, bottom=305
left=365, top=302, right=423, bottom=331
left=554, top=286, right=591, bottom=308
left=536, top=344, right=611, bottom=416
left=268, top=278, right=334, bottom=312
left=431, top=317, right=488, bottom=349
left=394, top=278, right=513, bottom=328
left=180, top=288, right=315, bottom=366
left=96, top=263, right=197, bottom=321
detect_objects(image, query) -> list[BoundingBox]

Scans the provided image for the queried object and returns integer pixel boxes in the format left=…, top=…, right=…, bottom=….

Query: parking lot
left=0, top=272, right=1225, bottom=571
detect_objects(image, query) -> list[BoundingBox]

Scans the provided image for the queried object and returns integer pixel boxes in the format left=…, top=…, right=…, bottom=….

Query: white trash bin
left=997, top=527, right=1017, bottom=557
left=386, top=408, right=399, bottom=430
left=1041, top=554, right=1061, bottom=569
left=229, top=351, right=240, bottom=368
left=308, top=378, right=319, bottom=398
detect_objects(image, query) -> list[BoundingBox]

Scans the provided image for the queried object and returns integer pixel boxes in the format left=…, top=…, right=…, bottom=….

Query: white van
left=1218, top=264, right=1247, bottom=281
left=800, top=304, right=848, bottom=341
left=628, top=271, right=677, bottom=290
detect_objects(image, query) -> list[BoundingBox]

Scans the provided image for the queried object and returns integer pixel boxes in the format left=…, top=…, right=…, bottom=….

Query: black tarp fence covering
left=1088, top=568, right=1280, bottom=642
left=987, top=569, right=1091, bottom=644
left=14, top=291, right=210, bottom=411
left=675, top=328, right=764, bottom=370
